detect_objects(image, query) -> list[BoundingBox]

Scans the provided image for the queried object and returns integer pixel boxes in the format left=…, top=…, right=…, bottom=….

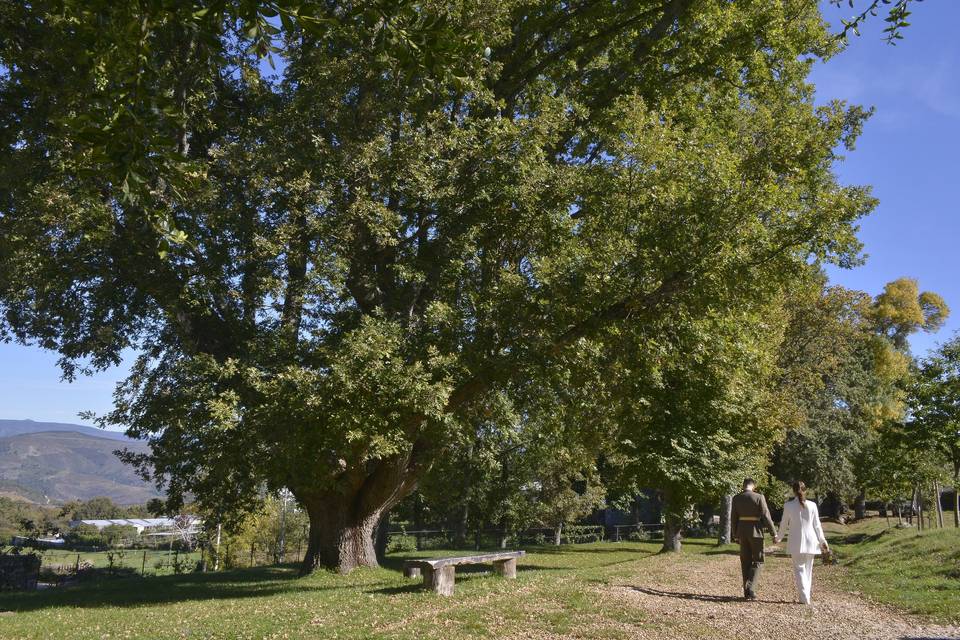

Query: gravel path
left=588, top=549, right=960, bottom=640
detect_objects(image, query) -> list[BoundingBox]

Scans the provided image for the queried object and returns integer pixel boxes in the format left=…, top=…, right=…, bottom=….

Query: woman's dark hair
left=792, top=480, right=807, bottom=505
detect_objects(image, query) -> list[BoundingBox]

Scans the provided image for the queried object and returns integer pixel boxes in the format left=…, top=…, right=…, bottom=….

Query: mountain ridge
left=0, top=420, right=159, bottom=505
left=0, top=419, right=133, bottom=442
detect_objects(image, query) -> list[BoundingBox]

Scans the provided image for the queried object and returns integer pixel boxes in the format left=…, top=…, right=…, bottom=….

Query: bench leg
left=493, top=558, right=517, bottom=578
left=404, top=566, right=421, bottom=578
left=423, top=565, right=455, bottom=596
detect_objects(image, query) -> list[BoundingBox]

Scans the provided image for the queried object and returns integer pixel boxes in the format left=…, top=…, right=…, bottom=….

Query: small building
left=69, top=517, right=203, bottom=536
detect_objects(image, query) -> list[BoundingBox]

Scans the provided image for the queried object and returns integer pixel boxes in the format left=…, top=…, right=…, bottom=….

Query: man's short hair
left=742, top=477, right=756, bottom=490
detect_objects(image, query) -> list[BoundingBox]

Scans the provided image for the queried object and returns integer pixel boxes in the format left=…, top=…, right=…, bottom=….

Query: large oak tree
left=2, top=0, right=874, bottom=572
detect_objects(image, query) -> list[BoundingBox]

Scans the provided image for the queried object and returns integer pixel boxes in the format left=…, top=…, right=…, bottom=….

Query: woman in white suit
left=775, top=481, right=829, bottom=605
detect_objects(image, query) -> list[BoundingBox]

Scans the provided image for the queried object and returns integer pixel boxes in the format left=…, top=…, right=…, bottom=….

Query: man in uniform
left=731, top=477, right=778, bottom=600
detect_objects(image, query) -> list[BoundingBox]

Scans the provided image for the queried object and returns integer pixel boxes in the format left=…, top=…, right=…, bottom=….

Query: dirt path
left=589, top=550, right=960, bottom=640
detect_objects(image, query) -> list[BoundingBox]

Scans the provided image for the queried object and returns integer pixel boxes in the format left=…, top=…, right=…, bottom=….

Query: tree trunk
left=660, top=490, right=683, bottom=553
left=294, top=459, right=418, bottom=574
left=955, top=463, right=960, bottom=528
left=917, top=486, right=924, bottom=531
left=374, top=511, right=390, bottom=562
left=854, top=488, right=866, bottom=521
left=821, top=492, right=845, bottom=521
left=935, top=481, right=945, bottom=529
left=717, top=493, right=733, bottom=545
left=413, top=494, right=424, bottom=551
left=661, top=517, right=682, bottom=552
left=453, top=503, right=469, bottom=548
left=497, top=517, right=510, bottom=549
left=909, top=486, right=917, bottom=526
left=298, top=500, right=380, bottom=574
left=954, top=486, right=960, bottom=529
left=213, top=523, right=222, bottom=571
left=554, top=522, right=563, bottom=546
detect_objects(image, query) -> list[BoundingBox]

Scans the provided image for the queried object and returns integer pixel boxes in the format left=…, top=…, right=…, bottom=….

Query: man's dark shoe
left=745, top=593, right=757, bottom=601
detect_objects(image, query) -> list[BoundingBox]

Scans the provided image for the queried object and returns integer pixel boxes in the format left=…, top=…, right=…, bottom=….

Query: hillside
left=0, top=430, right=160, bottom=505
left=0, top=419, right=131, bottom=441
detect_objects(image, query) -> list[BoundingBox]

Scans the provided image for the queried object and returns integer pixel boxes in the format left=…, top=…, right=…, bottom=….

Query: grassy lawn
left=0, top=540, right=716, bottom=640
left=825, top=517, right=960, bottom=623
left=1, top=528, right=956, bottom=639
left=37, top=548, right=203, bottom=578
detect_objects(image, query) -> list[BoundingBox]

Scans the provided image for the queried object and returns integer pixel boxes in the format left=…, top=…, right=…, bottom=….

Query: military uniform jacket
left=731, top=490, right=777, bottom=539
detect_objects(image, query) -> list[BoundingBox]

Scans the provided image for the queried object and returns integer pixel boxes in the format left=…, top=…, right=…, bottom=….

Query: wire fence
left=384, top=523, right=666, bottom=552
left=7, top=521, right=668, bottom=590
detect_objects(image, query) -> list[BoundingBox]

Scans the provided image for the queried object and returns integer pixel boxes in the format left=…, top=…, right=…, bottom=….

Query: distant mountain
left=0, top=429, right=160, bottom=505
left=0, top=419, right=133, bottom=441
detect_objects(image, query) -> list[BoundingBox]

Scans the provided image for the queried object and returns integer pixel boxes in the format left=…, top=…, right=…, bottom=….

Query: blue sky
left=1, top=2, right=958, bottom=426
left=814, top=0, right=960, bottom=358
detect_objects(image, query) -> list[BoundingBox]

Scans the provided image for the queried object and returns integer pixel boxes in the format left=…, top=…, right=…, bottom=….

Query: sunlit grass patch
left=827, top=517, right=960, bottom=623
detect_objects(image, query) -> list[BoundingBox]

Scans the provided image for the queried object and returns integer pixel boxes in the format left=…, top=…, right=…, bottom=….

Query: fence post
left=142, top=550, right=147, bottom=576
left=75, top=553, right=81, bottom=574
left=250, top=542, right=255, bottom=567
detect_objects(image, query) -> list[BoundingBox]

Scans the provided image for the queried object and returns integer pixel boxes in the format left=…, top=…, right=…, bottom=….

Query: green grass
left=825, top=517, right=960, bottom=623
left=1, top=529, right=955, bottom=638
left=0, top=541, right=716, bottom=640
left=36, top=548, right=203, bottom=578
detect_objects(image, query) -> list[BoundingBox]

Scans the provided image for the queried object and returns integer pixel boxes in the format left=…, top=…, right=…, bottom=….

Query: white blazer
left=777, top=498, right=827, bottom=556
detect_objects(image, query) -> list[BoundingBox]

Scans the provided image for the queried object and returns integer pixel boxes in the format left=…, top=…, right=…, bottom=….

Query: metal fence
left=384, top=523, right=664, bottom=551
left=7, top=521, right=667, bottom=590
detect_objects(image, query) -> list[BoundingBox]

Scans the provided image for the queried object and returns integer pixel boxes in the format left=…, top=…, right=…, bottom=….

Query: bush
left=561, top=525, right=604, bottom=544
left=64, top=523, right=103, bottom=548
left=386, top=534, right=417, bottom=554
left=628, top=528, right=652, bottom=542
left=101, top=524, right=139, bottom=546
left=105, top=549, right=127, bottom=573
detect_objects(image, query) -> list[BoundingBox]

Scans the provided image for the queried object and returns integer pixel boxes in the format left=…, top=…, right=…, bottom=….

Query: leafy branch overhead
left=831, top=0, right=921, bottom=43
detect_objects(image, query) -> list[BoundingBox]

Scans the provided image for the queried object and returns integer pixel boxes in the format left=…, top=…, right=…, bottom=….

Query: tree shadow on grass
left=371, top=565, right=552, bottom=596
left=0, top=565, right=353, bottom=613
left=703, top=547, right=740, bottom=556
left=630, top=586, right=794, bottom=605
left=531, top=545, right=654, bottom=555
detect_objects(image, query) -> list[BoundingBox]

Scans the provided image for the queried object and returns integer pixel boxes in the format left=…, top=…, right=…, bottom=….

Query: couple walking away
left=731, top=478, right=829, bottom=604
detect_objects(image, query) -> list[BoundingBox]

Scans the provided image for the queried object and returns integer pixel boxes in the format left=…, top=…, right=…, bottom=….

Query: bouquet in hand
left=820, top=543, right=834, bottom=565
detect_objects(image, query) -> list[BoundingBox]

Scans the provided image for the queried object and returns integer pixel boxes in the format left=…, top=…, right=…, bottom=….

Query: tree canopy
left=1, top=0, right=878, bottom=572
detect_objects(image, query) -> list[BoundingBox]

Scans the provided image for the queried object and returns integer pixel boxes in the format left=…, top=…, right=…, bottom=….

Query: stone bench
left=403, top=550, right=525, bottom=596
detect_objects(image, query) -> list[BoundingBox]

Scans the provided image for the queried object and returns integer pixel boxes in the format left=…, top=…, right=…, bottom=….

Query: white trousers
left=791, top=553, right=816, bottom=604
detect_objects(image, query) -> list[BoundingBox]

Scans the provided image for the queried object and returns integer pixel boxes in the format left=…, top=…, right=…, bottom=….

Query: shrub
left=386, top=534, right=417, bottom=554
left=628, top=528, right=652, bottom=542
left=64, top=524, right=103, bottom=548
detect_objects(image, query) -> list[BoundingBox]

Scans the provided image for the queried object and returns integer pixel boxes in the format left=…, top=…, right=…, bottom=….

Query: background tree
left=534, top=454, right=607, bottom=546
left=907, top=334, right=960, bottom=527
left=1, top=0, right=876, bottom=572
left=613, top=301, right=785, bottom=552
left=770, top=277, right=947, bottom=519
left=58, top=497, right=125, bottom=521
left=100, top=524, right=140, bottom=546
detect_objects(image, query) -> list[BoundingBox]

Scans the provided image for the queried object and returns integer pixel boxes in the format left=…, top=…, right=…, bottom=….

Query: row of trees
left=0, top=0, right=942, bottom=572
left=3, top=497, right=153, bottom=542
left=372, top=276, right=954, bottom=552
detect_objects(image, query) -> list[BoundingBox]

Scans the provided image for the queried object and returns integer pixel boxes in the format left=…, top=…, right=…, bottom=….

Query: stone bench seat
left=403, top=551, right=525, bottom=595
